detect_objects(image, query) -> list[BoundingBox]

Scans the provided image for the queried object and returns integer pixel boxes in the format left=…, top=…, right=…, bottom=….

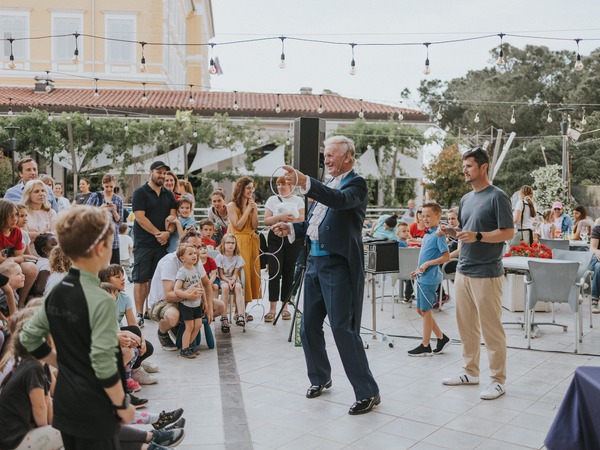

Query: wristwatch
left=113, top=394, right=130, bottom=411
left=475, top=231, right=483, bottom=242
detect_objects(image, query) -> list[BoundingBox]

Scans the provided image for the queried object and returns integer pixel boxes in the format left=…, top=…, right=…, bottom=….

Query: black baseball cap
left=150, top=160, right=170, bottom=171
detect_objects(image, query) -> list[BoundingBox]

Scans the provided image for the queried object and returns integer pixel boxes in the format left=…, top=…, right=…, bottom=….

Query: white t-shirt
left=264, top=195, right=304, bottom=219
left=118, top=234, right=134, bottom=260
left=148, top=253, right=207, bottom=307
left=215, top=254, right=245, bottom=278
left=513, top=199, right=536, bottom=230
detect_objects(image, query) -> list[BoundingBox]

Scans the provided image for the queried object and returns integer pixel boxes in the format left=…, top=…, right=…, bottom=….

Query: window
left=106, top=14, right=135, bottom=64
left=52, top=14, right=83, bottom=62
left=0, top=13, right=28, bottom=60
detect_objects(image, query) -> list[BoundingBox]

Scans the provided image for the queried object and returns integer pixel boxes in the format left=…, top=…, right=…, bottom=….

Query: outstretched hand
left=281, top=165, right=306, bottom=190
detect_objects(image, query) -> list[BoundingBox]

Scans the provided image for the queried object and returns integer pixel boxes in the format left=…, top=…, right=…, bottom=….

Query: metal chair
left=524, top=260, right=581, bottom=352
left=540, top=238, right=570, bottom=251
left=390, top=247, right=420, bottom=316
left=552, top=249, right=594, bottom=337
left=437, top=259, right=458, bottom=312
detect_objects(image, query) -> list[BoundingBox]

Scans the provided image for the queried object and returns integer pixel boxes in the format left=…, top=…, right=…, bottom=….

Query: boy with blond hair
left=408, top=202, right=451, bottom=357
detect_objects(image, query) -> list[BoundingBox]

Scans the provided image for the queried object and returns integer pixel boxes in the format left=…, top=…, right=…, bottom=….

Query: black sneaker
left=164, top=417, right=186, bottom=431
left=433, top=334, right=451, bottom=355
left=158, top=331, right=178, bottom=351
left=151, top=428, right=185, bottom=447
left=152, top=408, right=185, bottom=430
left=407, top=343, right=432, bottom=357
left=143, top=311, right=150, bottom=320
left=180, top=348, right=196, bottom=359
left=129, top=393, right=149, bottom=409
left=137, top=313, right=145, bottom=328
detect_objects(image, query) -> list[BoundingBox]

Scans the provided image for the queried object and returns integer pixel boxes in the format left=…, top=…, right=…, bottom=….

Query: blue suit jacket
left=293, top=172, right=368, bottom=312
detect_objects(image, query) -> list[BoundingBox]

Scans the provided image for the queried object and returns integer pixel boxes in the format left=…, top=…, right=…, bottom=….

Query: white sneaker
left=132, top=367, right=158, bottom=385
left=592, top=301, right=600, bottom=314
left=442, top=372, right=480, bottom=386
left=480, top=382, right=506, bottom=400
left=141, top=360, right=160, bottom=373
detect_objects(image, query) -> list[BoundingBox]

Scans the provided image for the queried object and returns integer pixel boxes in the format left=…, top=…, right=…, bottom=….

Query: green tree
left=531, top=164, right=571, bottom=213
left=423, top=144, right=471, bottom=208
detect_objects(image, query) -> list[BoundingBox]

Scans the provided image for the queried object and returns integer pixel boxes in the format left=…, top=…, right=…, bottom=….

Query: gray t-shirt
left=176, top=266, right=203, bottom=308
left=457, top=185, right=513, bottom=278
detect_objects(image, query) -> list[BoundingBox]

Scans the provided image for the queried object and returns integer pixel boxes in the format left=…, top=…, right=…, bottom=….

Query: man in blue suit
left=273, top=136, right=380, bottom=415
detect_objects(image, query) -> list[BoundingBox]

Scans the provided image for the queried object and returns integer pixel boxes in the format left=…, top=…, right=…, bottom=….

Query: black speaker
left=364, top=241, right=399, bottom=274
left=293, top=117, right=325, bottom=180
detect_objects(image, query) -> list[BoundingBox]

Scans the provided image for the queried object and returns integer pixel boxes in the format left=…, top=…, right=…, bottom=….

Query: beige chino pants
left=454, top=272, right=507, bottom=384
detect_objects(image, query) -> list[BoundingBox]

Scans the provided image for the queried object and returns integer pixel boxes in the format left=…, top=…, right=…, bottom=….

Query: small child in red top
left=199, top=219, right=217, bottom=249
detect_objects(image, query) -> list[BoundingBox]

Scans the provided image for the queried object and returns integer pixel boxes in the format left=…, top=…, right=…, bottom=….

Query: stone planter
left=502, top=273, right=550, bottom=312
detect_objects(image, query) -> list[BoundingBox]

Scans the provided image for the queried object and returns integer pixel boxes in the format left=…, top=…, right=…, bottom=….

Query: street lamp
left=2, top=125, right=19, bottom=185
left=556, top=107, right=574, bottom=185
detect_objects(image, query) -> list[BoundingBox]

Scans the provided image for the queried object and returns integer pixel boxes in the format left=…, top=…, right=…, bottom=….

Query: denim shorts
left=416, top=282, right=438, bottom=311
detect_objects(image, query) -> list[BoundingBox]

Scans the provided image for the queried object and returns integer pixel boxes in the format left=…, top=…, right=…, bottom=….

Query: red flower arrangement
left=504, top=241, right=553, bottom=259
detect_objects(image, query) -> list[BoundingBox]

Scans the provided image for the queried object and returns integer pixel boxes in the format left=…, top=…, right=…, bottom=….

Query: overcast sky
left=210, top=0, right=600, bottom=109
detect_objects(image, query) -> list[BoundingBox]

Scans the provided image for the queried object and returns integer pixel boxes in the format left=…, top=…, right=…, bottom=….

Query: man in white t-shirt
left=148, top=231, right=225, bottom=350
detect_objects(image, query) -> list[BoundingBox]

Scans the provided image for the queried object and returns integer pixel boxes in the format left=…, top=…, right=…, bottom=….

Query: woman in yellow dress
left=227, top=177, right=261, bottom=319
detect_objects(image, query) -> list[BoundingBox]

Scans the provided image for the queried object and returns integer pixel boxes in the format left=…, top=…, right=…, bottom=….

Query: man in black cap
left=131, top=161, right=177, bottom=329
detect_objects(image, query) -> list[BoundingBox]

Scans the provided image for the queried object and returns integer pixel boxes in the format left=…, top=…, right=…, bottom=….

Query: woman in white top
left=263, top=176, right=305, bottom=322
left=513, top=185, right=537, bottom=244
left=21, top=180, right=57, bottom=246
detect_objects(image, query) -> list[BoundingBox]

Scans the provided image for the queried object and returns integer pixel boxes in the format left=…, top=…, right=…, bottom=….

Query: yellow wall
left=0, top=0, right=212, bottom=90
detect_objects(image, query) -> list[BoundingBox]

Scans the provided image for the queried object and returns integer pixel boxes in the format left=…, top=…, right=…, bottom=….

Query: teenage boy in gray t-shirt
left=440, top=148, right=514, bottom=401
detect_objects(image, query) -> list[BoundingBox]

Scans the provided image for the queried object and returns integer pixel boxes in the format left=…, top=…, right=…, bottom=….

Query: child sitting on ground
left=166, top=197, right=197, bottom=253
left=118, top=223, right=134, bottom=282
left=174, top=243, right=205, bottom=359
left=215, top=234, right=245, bottom=326
left=199, top=219, right=217, bottom=249
left=31, top=233, right=58, bottom=297
left=45, top=246, right=72, bottom=293
left=407, top=202, right=451, bottom=357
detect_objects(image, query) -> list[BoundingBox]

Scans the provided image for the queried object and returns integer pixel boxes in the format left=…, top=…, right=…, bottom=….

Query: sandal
left=282, top=310, right=292, bottom=320
left=246, top=314, right=254, bottom=322
left=220, top=317, right=230, bottom=333
left=264, top=312, right=275, bottom=323
left=236, top=315, right=245, bottom=327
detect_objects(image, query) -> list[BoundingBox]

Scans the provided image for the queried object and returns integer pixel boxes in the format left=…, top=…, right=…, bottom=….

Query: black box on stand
left=364, top=240, right=399, bottom=274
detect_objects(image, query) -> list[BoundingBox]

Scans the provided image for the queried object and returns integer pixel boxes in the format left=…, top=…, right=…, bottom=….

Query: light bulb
left=86, top=118, right=91, bottom=126
left=7, top=107, right=13, bottom=116
left=275, top=104, right=281, bottom=114
left=124, top=124, right=129, bottom=132
left=209, top=58, right=217, bottom=74
left=140, top=57, right=147, bottom=72
left=279, top=55, right=286, bottom=69
left=435, top=107, right=442, bottom=120
left=547, top=112, right=553, bottom=123
left=398, top=112, right=404, bottom=121
left=423, top=58, right=431, bottom=75
left=317, top=105, right=324, bottom=114
left=142, top=93, right=147, bottom=102
left=496, top=49, right=504, bottom=66
left=47, top=113, right=53, bottom=122
left=581, top=116, right=587, bottom=125
left=159, top=129, right=164, bottom=136
left=192, top=130, right=198, bottom=138
left=285, top=139, right=291, bottom=146
left=45, top=84, right=52, bottom=93
left=188, top=94, right=195, bottom=105
left=474, top=112, right=480, bottom=123
left=233, top=100, right=239, bottom=111
left=574, top=54, right=584, bottom=71
left=522, top=145, right=527, bottom=152
left=93, top=89, right=99, bottom=98
left=349, top=59, right=356, bottom=76
left=510, top=115, right=516, bottom=125
left=358, top=109, right=364, bottom=119
left=8, top=56, right=15, bottom=70
left=72, top=53, right=79, bottom=64
left=226, top=135, right=231, bottom=142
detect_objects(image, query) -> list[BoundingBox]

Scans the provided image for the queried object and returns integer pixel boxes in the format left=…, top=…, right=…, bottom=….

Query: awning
left=355, top=146, right=381, bottom=178
left=238, top=146, right=286, bottom=177
left=188, top=142, right=247, bottom=172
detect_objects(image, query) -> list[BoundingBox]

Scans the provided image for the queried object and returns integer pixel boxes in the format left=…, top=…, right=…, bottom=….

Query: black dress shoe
left=306, top=379, right=332, bottom=398
left=348, top=394, right=381, bottom=415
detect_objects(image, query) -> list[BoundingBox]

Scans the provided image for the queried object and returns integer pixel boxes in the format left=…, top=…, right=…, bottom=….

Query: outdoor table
left=545, top=366, right=600, bottom=450
left=569, top=240, right=590, bottom=251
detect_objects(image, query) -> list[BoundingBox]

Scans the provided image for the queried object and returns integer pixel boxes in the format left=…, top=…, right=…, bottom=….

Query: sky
left=209, top=0, right=600, bottom=110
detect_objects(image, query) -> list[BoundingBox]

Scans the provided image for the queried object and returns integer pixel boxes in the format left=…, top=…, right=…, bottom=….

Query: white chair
left=524, top=260, right=581, bottom=352
left=390, top=247, right=420, bottom=316
left=552, top=249, right=594, bottom=337
left=540, top=238, right=570, bottom=251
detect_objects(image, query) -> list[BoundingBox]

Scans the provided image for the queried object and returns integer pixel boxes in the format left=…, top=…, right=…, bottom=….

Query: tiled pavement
left=130, top=275, right=600, bottom=449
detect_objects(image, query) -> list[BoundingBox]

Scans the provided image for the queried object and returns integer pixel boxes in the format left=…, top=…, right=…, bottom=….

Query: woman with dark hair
left=163, top=171, right=180, bottom=201
left=86, top=174, right=125, bottom=264
left=227, top=177, right=260, bottom=317
left=512, top=185, right=537, bottom=244
left=74, top=178, right=92, bottom=205
left=572, top=205, right=595, bottom=241
left=369, top=214, right=398, bottom=240
left=207, top=189, right=229, bottom=246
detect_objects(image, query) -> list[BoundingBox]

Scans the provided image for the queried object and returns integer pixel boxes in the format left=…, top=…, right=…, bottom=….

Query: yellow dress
left=231, top=206, right=261, bottom=303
